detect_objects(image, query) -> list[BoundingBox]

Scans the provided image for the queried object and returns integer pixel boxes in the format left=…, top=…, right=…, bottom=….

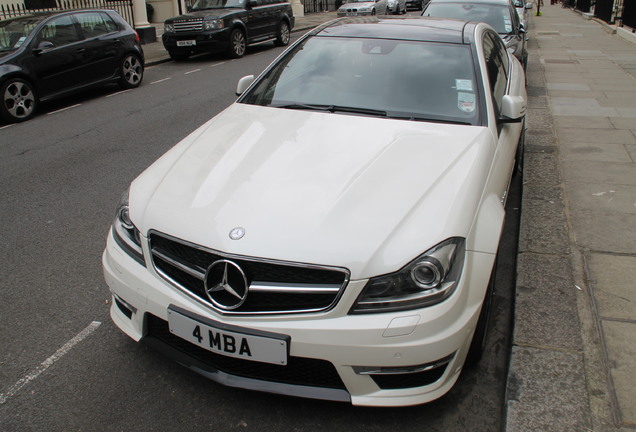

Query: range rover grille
left=149, top=232, right=349, bottom=315
left=173, top=18, right=203, bottom=32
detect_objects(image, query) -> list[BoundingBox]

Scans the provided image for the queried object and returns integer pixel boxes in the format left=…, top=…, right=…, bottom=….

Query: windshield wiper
left=387, top=114, right=473, bottom=125
left=274, top=103, right=387, bottom=117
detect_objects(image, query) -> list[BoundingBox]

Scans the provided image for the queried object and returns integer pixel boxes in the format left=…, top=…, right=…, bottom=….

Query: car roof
left=313, top=17, right=476, bottom=44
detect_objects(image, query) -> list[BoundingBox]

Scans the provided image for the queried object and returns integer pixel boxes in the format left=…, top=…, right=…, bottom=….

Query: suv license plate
left=167, top=308, right=288, bottom=365
left=177, top=40, right=196, bottom=47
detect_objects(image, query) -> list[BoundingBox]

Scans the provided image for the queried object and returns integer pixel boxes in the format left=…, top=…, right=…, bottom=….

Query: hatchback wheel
left=119, top=54, right=144, bottom=89
left=1, top=78, right=37, bottom=123
left=227, top=29, right=246, bottom=58
left=274, top=21, right=290, bottom=47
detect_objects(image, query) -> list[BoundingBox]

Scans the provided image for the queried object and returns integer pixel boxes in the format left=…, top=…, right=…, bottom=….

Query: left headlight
left=112, top=188, right=145, bottom=266
left=204, top=19, right=224, bottom=30
left=350, top=238, right=465, bottom=313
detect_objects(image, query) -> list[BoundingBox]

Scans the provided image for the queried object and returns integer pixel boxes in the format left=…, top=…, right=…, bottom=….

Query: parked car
left=406, top=0, right=427, bottom=9
left=162, top=0, right=294, bottom=61
left=422, top=0, right=528, bottom=69
left=387, top=0, right=408, bottom=13
left=512, top=0, right=532, bottom=29
left=0, top=10, right=144, bottom=123
left=337, top=0, right=389, bottom=16
left=103, top=16, right=526, bottom=407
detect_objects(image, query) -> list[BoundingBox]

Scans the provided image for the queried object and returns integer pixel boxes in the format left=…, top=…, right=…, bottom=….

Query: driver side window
left=36, top=15, right=80, bottom=48
left=483, top=32, right=508, bottom=112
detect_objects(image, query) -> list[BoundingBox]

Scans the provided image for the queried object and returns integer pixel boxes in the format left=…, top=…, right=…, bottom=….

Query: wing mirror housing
left=32, top=40, right=54, bottom=55
left=236, top=75, right=255, bottom=96
left=499, top=95, right=526, bottom=123
left=525, top=2, right=533, bottom=8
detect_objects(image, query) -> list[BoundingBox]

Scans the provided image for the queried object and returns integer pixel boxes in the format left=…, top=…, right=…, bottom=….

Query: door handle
left=76, top=48, right=86, bottom=53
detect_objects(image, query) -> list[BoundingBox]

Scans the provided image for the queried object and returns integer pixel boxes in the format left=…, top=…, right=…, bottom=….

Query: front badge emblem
left=204, top=260, right=249, bottom=310
left=229, top=227, right=246, bottom=240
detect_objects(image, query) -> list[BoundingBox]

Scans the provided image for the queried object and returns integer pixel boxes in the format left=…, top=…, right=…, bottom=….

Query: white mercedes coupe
left=103, top=16, right=527, bottom=407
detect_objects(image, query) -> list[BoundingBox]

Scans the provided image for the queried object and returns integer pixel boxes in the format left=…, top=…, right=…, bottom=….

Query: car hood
left=167, top=9, right=243, bottom=21
left=132, top=104, right=494, bottom=279
left=340, top=1, right=377, bottom=7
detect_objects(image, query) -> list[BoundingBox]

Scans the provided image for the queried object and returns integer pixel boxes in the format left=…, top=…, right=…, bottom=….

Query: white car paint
left=103, top=18, right=526, bottom=407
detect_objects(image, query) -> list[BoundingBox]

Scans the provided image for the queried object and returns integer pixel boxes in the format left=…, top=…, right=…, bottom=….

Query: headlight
left=112, top=189, right=145, bottom=266
left=350, top=238, right=465, bottom=313
left=164, top=23, right=174, bottom=33
left=204, top=19, right=224, bottom=30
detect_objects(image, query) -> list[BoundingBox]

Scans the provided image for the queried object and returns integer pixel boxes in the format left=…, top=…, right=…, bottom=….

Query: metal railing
left=1, top=0, right=135, bottom=27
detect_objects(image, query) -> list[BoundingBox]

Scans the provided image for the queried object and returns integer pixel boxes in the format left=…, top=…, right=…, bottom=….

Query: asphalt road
left=0, top=37, right=520, bottom=431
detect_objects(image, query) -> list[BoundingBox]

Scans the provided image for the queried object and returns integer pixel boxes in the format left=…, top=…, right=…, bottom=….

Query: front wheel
left=227, top=28, right=246, bottom=58
left=465, top=261, right=497, bottom=367
left=1, top=78, right=38, bottom=123
left=118, top=54, right=144, bottom=89
left=274, top=21, right=290, bottom=47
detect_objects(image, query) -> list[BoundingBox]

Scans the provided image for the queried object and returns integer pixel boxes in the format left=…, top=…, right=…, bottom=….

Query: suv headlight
left=112, top=189, right=145, bottom=266
left=164, top=22, right=175, bottom=33
left=350, top=238, right=465, bottom=313
left=204, top=19, right=224, bottom=30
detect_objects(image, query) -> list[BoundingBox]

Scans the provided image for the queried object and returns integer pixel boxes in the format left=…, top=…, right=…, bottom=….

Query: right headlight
left=111, top=188, right=145, bottom=266
left=350, top=238, right=465, bottom=314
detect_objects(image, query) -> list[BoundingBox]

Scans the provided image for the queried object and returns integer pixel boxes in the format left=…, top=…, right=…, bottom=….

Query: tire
left=514, top=122, right=526, bottom=177
left=118, top=54, right=144, bottom=89
left=1, top=78, right=37, bottom=123
left=274, top=20, right=290, bottom=47
left=394, top=5, right=400, bottom=14
left=169, top=51, right=190, bottom=62
left=227, top=28, right=246, bottom=58
left=465, top=261, right=497, bottom=367
left=371, top=8, right=376, bottom=15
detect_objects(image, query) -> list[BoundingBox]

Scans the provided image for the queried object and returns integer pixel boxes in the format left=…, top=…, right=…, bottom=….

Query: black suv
left=162, top=0, right=294, bottom=60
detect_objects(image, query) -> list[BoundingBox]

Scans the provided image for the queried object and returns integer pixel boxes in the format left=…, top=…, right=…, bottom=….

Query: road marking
left=210, top=62, right=225, bottom=68
left=46, top=104, right=81, bottom=115
left=0, top=321, right=102, bottom=405
left=185, top=68, right=201, bottom=75
left=106, top=89, right=132, bottom=98
left=150, top=77, right=172, bottom=84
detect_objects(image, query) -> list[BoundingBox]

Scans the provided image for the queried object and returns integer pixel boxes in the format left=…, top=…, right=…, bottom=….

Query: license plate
left=177, top=40, right=196, bottom=47
left=167, top=307, right=289, bottom=365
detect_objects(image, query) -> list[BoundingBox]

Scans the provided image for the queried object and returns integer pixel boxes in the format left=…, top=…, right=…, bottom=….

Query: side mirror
left=236, top=74, right=255, bottom=96
left=525, top=2, right=533, bottom=8
left=519, top=23, right=526, bottom=33
left=246, top=0, right=257, bottom=8
left=499, top=95, right=526, bottom=123
left=32, top=40, right=54, bottom=55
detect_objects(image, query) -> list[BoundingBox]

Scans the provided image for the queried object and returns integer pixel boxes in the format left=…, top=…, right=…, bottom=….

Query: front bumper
left=103, top=230, right=494, bottom=407
left=162, top=29, right=231, bottom=54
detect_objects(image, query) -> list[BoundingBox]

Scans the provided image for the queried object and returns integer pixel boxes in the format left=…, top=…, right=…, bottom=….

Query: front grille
left=173, top=18, right=203, bottom=32
left=145, top=314, right=347, bottom=390
left=149, top=232, right=349, bottom=315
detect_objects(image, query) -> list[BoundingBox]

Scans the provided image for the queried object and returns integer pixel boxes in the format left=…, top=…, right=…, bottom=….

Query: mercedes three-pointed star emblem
left=203, top=260, right=249, bottom=310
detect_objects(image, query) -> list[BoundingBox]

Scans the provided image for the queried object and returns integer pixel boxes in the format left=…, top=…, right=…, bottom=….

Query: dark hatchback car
left=162, top=0, right=294, bottom=61
left=0, top=9, right=144, bottom=123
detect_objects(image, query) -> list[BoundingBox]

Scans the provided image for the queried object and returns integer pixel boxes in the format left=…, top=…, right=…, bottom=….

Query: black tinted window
left=36, top=15, right=80, bottom=47
left=76, top=12, right=118, bottom=38
left=483, top=32, right=507, bottom=109
left=242, top=36, right=480, bottom=124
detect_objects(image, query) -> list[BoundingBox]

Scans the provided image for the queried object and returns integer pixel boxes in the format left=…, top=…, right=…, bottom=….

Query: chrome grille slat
left=149, top=232, right=349, bottom=315
left=173, top=19, right=203, bottom=32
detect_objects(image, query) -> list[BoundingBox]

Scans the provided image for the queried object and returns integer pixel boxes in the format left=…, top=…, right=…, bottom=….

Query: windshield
left=241, top=36, right=480, bottom=125
left=423, top=3, right=514, bottom=34
left=191, top=0, right=245, bottom=9
left=0, top=16, right=42, bottom=52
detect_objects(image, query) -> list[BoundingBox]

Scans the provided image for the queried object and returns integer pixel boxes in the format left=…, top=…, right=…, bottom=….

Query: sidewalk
left=139, top=8, right=636, bottom=431
left=505, top=5, right=636, bottom=431
left=141, top=12, right=338, bottom=65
